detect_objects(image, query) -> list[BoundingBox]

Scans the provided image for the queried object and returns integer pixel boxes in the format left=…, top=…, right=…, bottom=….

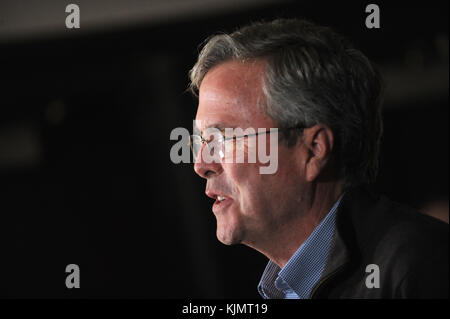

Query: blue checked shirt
left=258, top=194, right=345, bottom=299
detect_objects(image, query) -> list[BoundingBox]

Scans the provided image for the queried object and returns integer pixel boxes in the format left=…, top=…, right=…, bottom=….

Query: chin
left=216, top=223, right=243, bottom=246
left=217, top=237, right=239, bottom=246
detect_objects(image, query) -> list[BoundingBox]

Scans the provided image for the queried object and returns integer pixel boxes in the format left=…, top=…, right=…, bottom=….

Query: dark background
left=0, top=0, right=448, bottom=298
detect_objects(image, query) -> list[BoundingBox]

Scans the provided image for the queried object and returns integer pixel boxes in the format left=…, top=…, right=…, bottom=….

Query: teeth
left=217, top=196, right=226, bottom=202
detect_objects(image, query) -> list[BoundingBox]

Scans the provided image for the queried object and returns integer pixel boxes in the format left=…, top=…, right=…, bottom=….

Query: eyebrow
left=201, top=123, right=237, bottom=134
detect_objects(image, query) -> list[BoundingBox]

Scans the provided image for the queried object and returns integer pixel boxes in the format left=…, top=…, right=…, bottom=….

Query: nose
left=193, top=143, right=223, bottom=179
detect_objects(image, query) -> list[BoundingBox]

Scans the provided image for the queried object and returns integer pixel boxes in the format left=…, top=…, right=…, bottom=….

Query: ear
left=302, top=124, right=335, bottom=182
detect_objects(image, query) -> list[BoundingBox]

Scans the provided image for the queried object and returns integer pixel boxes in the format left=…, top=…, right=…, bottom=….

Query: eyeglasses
left=189, top=126, right=304, bottom=162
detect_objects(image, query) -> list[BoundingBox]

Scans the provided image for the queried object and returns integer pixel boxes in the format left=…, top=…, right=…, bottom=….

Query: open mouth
left=212, top=195, right=232, bottom=213
left=205, top=189, right=233, bottom=213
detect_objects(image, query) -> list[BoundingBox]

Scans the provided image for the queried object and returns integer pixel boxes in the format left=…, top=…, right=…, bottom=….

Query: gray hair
left=189, top=19, right=384, bottom=188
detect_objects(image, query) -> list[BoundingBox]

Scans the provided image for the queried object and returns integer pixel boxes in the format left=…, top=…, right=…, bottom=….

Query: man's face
left=194, top=59, right=307, bottom=248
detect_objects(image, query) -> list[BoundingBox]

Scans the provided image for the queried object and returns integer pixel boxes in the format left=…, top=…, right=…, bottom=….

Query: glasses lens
left=205, top=131, right=225, bottom=160
left=190, top=131, right=225, bottom=162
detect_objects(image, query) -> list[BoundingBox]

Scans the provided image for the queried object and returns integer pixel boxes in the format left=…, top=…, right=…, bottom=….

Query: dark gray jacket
left=310, top=187, right=448, bottom=299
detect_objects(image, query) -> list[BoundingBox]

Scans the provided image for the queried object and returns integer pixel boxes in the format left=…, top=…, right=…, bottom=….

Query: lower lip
left=212, top=198, right=233, bottom=214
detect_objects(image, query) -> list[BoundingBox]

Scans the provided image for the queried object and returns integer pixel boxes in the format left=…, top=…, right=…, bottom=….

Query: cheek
left=224, top=163, right=269, bottom=209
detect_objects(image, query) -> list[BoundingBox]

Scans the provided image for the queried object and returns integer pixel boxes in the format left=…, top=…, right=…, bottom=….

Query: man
left=188, top=19, right=448, bottom=298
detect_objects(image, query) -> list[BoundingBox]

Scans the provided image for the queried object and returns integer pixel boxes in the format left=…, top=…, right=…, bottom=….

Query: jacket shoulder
left=343, top=187, right=448, bottom=251
left=342, top=187, right=448, bottom=298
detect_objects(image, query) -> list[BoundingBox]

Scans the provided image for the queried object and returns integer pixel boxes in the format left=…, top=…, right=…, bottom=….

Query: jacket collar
left=309, top=185, right=381, bottom=298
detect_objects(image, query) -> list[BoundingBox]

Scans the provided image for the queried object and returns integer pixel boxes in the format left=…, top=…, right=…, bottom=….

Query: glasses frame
left=189, top=125, right=305, bottom=160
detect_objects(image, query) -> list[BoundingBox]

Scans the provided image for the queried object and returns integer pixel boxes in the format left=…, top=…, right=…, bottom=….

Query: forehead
left=195, top=59, right=275, bottom=132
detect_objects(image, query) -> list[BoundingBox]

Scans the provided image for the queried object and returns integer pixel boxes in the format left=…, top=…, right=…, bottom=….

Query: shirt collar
left=258, top=193, right=345, bottom=299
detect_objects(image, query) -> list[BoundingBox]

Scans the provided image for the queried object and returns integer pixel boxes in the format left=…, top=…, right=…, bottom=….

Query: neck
left=248, top=179, right=343, bottom=269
